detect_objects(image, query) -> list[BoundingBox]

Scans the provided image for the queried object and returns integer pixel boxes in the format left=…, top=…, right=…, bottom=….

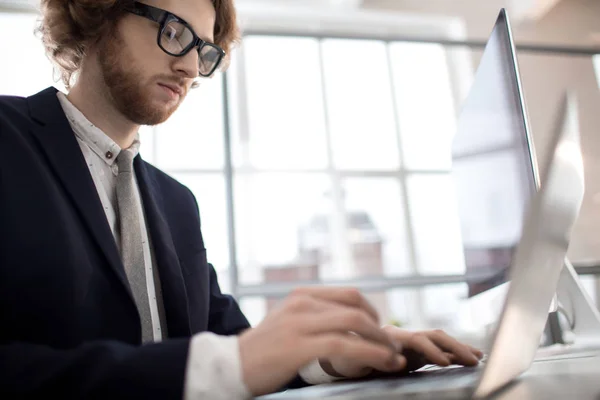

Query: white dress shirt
left=57, top=92, right=336, bottom=399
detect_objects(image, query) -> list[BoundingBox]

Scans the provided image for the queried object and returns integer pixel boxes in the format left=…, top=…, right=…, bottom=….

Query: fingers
left=285, top=289, right=484, bottom=373
left=386, top=327, right=482, bottom=368
left=291, top=287, right=380, bottom=324
left=445, top=349, right=483, bottom=365
left=303, top=305, right=397, bottom=351
left=283, top=291, right=396, bottom=353
left=468, top=345, right=485, bottom=359
left=314, top=333, right=407, bottom=373
left=407, top=333, right=452, bottom=366
left=427, top=330, right=480, bottom=366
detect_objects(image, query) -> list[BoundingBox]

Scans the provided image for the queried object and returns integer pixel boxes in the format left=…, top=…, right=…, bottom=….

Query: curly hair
left=37, top=0, right=239, bottom=89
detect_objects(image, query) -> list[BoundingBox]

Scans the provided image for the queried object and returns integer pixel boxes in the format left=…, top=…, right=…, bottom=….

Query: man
left=0, top=0, right=482, bottom=398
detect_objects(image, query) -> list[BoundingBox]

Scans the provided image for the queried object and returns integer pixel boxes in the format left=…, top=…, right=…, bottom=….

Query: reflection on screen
left=451, top=14, right=536, bottom=297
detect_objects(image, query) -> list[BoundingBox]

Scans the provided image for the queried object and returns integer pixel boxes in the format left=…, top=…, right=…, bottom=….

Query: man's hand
left=238, top=287, right=406, bottom=396
left=325, top=325, right=484, bottom=379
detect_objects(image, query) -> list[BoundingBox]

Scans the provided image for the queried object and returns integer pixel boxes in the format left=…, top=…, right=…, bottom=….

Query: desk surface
left=495, top=354, right=600, bottom=400
left=262, top=354, right=600, bottom=399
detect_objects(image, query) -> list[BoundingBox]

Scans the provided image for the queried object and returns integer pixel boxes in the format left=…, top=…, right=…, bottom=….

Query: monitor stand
left=455, top=257, right=600, bottom=358
left=536, top=258, right=600, bottom=360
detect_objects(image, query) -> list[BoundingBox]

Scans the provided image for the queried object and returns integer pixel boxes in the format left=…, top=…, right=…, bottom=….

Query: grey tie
left=116, top=149, right=153, bottom=343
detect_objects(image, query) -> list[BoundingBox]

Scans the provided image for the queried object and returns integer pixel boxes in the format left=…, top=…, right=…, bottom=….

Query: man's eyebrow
left=173, top=11, right=214, bottom=43
left=192, top=23, right=215, bottom=43
left=199, top=34, right=215, bottom=43
left=185, top=20, right=214, bottom=43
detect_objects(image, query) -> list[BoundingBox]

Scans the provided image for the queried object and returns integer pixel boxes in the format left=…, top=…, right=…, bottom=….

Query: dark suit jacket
left=0, top=87, right=305, bottom=398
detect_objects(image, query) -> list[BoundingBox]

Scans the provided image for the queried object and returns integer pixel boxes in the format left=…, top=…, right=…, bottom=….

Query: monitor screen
left=451, top=11, right=537, bottom=297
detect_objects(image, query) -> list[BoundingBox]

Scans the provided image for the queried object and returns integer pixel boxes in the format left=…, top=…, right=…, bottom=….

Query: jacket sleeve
left=187, top=190, right=310, bottom=393
left=0, top=339, right=190, bottom=399
left=183, top=186, right=250, bottom=337
left=206, top=262, right=251, bottom=336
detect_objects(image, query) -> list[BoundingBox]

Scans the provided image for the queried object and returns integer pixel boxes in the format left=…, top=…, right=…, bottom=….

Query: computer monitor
left=451, top=10, right=600, bottom=351
left=451, top=9, right=538, bottom=298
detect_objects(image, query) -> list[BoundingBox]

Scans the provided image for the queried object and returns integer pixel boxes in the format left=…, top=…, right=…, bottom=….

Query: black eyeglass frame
left=124, top=1, right=225, bottom=77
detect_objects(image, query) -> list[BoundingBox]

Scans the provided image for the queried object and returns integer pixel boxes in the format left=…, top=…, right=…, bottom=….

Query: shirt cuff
left=299, top=359, right=345, bottom=385
left=184, top=332, right=252, bottom=400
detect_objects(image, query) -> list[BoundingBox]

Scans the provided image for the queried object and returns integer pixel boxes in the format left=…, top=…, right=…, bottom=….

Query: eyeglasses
left=124, top=1, right=225, bottom=77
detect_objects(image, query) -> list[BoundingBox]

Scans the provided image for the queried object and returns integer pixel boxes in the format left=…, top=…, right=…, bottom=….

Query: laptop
left=259, top=8, right=585, bottom=400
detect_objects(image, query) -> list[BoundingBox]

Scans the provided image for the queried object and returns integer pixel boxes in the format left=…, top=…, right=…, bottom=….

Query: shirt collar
left=57, top=91, right=140, bottom=167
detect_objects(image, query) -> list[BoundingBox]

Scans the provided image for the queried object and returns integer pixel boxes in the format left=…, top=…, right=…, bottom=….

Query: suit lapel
left=135, top=158, right=192, bottom=338
left=27, top=87, right=192, bottom=338
left=27, top=87, right=133, bottom=299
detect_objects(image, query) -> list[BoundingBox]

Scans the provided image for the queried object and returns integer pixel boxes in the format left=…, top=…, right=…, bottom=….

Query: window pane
left=387, top=284, right=468, bottom=331
left=169, top=173, right=230, bottom=276
left=240, top=283, right=468, bottom=332
left=154, top=75, right=224, bottom=169
left=212, top=269, right=231, bottom=296
left=239, top=297, right=267, bottom=327
left=577, top=275, right=598, bottom=309
left=322, top=39, right=400, bottom=170
left=389, top=43, right=456, bottom=170
left=0, top=13, right=62, bottom=96
left=406, top=174, right=465, bottom=275
left=234, top=173, right=334, bottom=284
left=242, top=37, right=329, bottom=169
left=594, top=55, right=600, bottom=89
left=139, top=125, right=156, bottom=164
left=341, top=178, right=412, bottom=278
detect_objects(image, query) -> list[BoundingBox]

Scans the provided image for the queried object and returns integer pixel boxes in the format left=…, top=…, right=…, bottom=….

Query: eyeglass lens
left=160, top=20, right=221, bottom=75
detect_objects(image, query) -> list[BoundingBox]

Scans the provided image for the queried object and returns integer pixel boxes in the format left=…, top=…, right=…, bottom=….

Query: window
left=241, top=283, right=469, bottom=330
left=149, top=75, right=229, bottom=289
left=238, top=36, right=328, bottom=170
left=232, top=35, right=464, bottom=322
left=153, top=76, right=225, bottom=170
left=233, top=36, right=461, bottom=283
left=406, top=174, right=464, bottom=275
left=234, top=173, right=333, bottom=284
left=594, top=55, right=600, bottom=89
left=0, top=13, right=60, bottom=96
left=389, top=42, right=456, bottom=170
left=321, top=39, right=400, bottom=170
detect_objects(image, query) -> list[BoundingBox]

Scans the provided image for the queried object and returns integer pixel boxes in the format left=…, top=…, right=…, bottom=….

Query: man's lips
left=158, top=82, right=184, bottom=97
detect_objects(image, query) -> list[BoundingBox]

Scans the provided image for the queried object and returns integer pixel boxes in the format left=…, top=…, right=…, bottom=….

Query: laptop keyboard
left=408, top=365, right=481, bottom=380
left=286, top=366, right=482, bottom=398
left=260, top=364, right=485, bottom=399
left=379, top=367, right=481, bottom=396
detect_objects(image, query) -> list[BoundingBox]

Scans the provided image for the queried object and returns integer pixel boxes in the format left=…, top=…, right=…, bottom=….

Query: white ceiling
left=362, top=0, right=599, bottom=46
left=361, top=0, right=562, bottom=35
left=2, top=0, right=597, bottom=46
left=1, top=0, right=560, bottom=21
